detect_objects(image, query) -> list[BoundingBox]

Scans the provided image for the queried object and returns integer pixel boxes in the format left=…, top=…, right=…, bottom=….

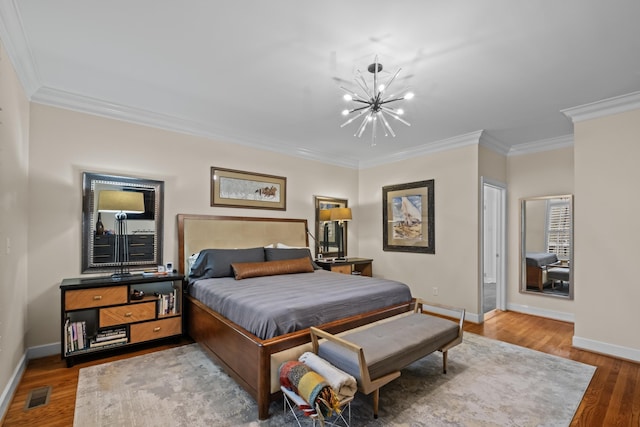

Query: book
left=89, top=337, right=127, bottom=348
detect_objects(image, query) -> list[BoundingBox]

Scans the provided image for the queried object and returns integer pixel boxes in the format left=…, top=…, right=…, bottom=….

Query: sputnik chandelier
left=340, top=55, right=414, bottom=146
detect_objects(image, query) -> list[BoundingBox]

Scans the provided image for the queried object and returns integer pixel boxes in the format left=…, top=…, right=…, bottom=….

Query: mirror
left=520, top=194, right=573, bottom=299
left=314, top=196, right=348, bottom=258
left=82, top=172, right=164, bottom=274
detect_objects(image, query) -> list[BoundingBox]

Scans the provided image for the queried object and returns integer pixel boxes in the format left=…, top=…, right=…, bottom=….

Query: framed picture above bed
left=211, top=167, right=287, bottom=210
left=382, top=179, right=435, bottom=254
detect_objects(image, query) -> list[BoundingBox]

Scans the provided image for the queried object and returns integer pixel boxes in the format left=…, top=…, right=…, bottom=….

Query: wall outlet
left=432, top=287, right=439, bottom=296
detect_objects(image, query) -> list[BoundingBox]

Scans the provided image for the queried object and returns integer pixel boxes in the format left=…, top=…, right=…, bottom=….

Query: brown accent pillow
left=231, top=257, right=314, bottom=280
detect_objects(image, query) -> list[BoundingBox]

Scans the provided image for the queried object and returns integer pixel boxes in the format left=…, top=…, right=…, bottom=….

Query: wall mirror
left=520, top=194, right=573, bottom=299
left=82, top=172, right=164, bottom=274
left=314, top=196, right=348, bottom=258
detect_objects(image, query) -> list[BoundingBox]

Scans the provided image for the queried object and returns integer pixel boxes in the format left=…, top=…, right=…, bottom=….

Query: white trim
left=359, top=130, right=484, bottom=169
left=562, top=91, right=640, bottom=123
left=0, top=353, right=27, bottom=421
left=508, top=134, right=574, bottom=156
left=27, top=342, right=59, bottom=360
left=506, top=303, right=575, bottom=323
left=573, top=336, right=640, bottom=363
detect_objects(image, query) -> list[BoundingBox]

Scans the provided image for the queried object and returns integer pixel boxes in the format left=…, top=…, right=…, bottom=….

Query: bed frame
left=177, top=214, right=412, bottom=419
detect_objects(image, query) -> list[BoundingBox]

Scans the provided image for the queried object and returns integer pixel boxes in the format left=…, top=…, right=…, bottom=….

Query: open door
left=481, top=178, right=506, bottom=319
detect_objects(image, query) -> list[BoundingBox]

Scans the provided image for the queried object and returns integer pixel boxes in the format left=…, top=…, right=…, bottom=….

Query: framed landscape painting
left=211, top=167, right=286, bottom=210
left=382, top=179, right=435, bottom=253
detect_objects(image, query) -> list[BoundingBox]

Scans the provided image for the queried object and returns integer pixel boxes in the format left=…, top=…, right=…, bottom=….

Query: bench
left=310, top=298, right=465, bottom=418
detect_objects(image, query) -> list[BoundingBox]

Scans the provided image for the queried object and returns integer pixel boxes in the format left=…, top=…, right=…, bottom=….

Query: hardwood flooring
left=2, top=311, right=639, bottom=426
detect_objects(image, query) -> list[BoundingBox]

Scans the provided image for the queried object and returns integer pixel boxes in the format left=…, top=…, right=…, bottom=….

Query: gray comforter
left=188, top=270, right=412, bottom=340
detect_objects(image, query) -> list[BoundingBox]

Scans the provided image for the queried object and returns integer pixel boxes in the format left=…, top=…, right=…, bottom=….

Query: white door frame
left=480, top=177, right=507, bottom=321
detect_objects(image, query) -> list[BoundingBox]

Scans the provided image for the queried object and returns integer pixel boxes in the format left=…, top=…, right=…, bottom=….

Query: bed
left=525, top=252, right=559, bottom=290
left=177, top=214, right=413, bottom=420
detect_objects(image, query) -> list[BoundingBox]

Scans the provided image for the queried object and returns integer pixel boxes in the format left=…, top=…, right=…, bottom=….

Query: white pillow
left=276, top=242, right=306, bottom=249
left=187, top=252, right=200, bottom=275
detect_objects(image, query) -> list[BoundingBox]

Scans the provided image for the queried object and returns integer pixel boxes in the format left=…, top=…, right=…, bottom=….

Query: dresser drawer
left=331, top=265, right=352, bottom=275
left=129, top=317, right=181, bottom=344
left=99, top=301, right=156, bottom=327
left=65, top=286, right=128, bottom=310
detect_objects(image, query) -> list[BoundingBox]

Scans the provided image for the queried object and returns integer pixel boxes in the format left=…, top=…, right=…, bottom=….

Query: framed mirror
left=82, top=172, right=164, bottom=274
left=314, top=196, right=348, bottom=258
left=520, top=194, right=573, bottom=299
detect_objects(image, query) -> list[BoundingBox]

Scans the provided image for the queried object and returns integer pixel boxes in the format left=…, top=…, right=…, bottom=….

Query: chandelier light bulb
left=339, top=55, right=413, bottom=145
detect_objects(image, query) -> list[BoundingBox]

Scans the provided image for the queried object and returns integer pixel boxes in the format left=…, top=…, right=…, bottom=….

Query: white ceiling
left=2, top=1, right=640, bottom=168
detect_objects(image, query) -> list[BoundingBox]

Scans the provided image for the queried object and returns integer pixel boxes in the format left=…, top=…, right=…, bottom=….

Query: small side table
left=315, top=258, right=373, bottom=277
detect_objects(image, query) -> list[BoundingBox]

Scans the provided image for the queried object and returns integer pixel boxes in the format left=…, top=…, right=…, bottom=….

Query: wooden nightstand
left=60, top=273, right=184, bottom=366
left=315, top=258, right=373, bottom=277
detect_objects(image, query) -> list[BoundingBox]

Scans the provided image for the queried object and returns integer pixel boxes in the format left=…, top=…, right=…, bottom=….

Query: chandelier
left=340, top=55, right=414, bottom=146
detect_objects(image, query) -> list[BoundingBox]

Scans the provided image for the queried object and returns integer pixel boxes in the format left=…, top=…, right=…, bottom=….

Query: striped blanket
left=279, top=361, right=341, bottom=417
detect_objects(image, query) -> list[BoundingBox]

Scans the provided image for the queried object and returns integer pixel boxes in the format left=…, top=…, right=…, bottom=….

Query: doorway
left=481, top=178, right=506, bottom=319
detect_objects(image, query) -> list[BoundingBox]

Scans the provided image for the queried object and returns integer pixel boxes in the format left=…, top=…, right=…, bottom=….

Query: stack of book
left=89, top=327, right=128, bottom=349
left=157, top=289, right=177, bottom=316
left=64, top=319, right=87, bottom=353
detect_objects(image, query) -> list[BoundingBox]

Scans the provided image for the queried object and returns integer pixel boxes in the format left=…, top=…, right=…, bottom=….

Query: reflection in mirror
left=520, top=194, right=573, bottom=299
left=314, top=196, right=348, bottom=258
left=82, top=172, right=164, bottom=274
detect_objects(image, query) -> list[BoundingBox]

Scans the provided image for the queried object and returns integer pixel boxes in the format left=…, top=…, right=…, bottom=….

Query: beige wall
left=358, top=145, right=481, bottom=316
left=0, top=41, right=30, bottom=408
left=506, top=147, right=575, bottom=318
left=573, top=109, right=640, bottom=356
left=26, top=104, right=359, bottom=348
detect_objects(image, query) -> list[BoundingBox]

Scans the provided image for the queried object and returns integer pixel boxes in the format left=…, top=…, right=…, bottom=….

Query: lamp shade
left=330, top=207, right=352, bottom=221
left=319, top=209, right=331, bottom=221
left=98, top=190, right=145, bottom=213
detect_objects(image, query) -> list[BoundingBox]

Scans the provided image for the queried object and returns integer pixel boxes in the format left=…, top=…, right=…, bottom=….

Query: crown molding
left=0, top=0, right=40, bottom=96
left=508, top=134, right=574, bottom=156
left=562, top=91, right=640, bottom=123
left=479, top=133, right=510, bottom=155
left=359, top=130, right=484, bottom=169
left=31, top=86, right=360, bottom=169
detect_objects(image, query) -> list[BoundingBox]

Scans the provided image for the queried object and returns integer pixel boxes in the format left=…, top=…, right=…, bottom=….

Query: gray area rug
left=74, top=333, right=595, bottom=426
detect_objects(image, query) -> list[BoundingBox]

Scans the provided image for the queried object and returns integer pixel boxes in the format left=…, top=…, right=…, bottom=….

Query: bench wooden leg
left=443, top=350, right=448, bottom=374
left=372, top=388, right=380, bottom=419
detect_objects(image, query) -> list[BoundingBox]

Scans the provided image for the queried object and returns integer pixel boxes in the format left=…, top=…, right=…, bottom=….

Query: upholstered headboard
left=177, top=214, right=309, bottom=274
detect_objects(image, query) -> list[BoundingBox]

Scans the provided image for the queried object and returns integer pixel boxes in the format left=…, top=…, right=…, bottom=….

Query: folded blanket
left=279, top=361, right=341, bottom=417
left=299, top=351, right=357, bottom=400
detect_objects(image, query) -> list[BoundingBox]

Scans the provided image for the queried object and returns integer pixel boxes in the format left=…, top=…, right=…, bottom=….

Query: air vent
left=24, top=386, right=51, bottom=410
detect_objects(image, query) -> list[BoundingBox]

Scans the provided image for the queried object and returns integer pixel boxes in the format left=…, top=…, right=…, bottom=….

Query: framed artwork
left=382, top=179, right=435, bottom=253
left=211, top=167, right=286, bottom=210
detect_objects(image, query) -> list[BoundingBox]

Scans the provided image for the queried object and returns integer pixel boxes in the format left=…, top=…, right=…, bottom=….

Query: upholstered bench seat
left=317, top=313, right=460, bottom=382
left=310, top=298, right=465, bottom=418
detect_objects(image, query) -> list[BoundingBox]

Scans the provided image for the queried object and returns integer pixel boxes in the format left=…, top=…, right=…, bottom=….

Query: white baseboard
left=573, top=336, right=640, bottom=363
left=506, top=302, right=575, bottom=323
left=0, top=353, right=27, bottom=422
left=1, top=342, right=59, bottom=422
left=27, top=342, right=60, bottom=359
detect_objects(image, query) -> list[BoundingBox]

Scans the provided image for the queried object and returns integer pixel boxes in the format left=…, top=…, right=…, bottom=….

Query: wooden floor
left=2, top=311, right=639, bottom=426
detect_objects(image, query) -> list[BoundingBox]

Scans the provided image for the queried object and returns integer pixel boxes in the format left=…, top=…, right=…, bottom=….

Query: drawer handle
left=93, top=295, right=102, bottom=300
left=124, top=312, right=132, bottom=317
left=153, top=327, right=161, bottom=332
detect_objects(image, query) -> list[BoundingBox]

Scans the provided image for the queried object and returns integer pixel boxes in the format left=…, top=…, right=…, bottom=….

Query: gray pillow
left=264, top=247, right=320, bottom=270
left=189, top=247, right=266, bottom=278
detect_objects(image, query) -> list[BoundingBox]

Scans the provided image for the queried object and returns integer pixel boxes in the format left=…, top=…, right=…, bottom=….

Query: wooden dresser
left=60, top=273, right=183, bottom=366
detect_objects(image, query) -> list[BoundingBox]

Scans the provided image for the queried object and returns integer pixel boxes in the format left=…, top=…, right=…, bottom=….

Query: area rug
left=74, top=333, right=595, bottom=426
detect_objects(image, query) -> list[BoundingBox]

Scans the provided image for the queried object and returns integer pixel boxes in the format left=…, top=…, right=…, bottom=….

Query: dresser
left=93, top=234, right=155, bottom=263
left=60, top=273, right=183, bottom=366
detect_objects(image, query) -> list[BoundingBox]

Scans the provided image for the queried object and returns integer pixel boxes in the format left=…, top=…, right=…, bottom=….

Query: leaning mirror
left=314, top=196, right=348, bottom=258
left=82, top=172, right=164, bottom=274
left=520, top=194, right=573, bottom=299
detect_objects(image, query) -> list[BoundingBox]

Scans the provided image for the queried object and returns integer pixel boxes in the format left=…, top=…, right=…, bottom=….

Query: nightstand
left=315, top=258, right=373, bottom=277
